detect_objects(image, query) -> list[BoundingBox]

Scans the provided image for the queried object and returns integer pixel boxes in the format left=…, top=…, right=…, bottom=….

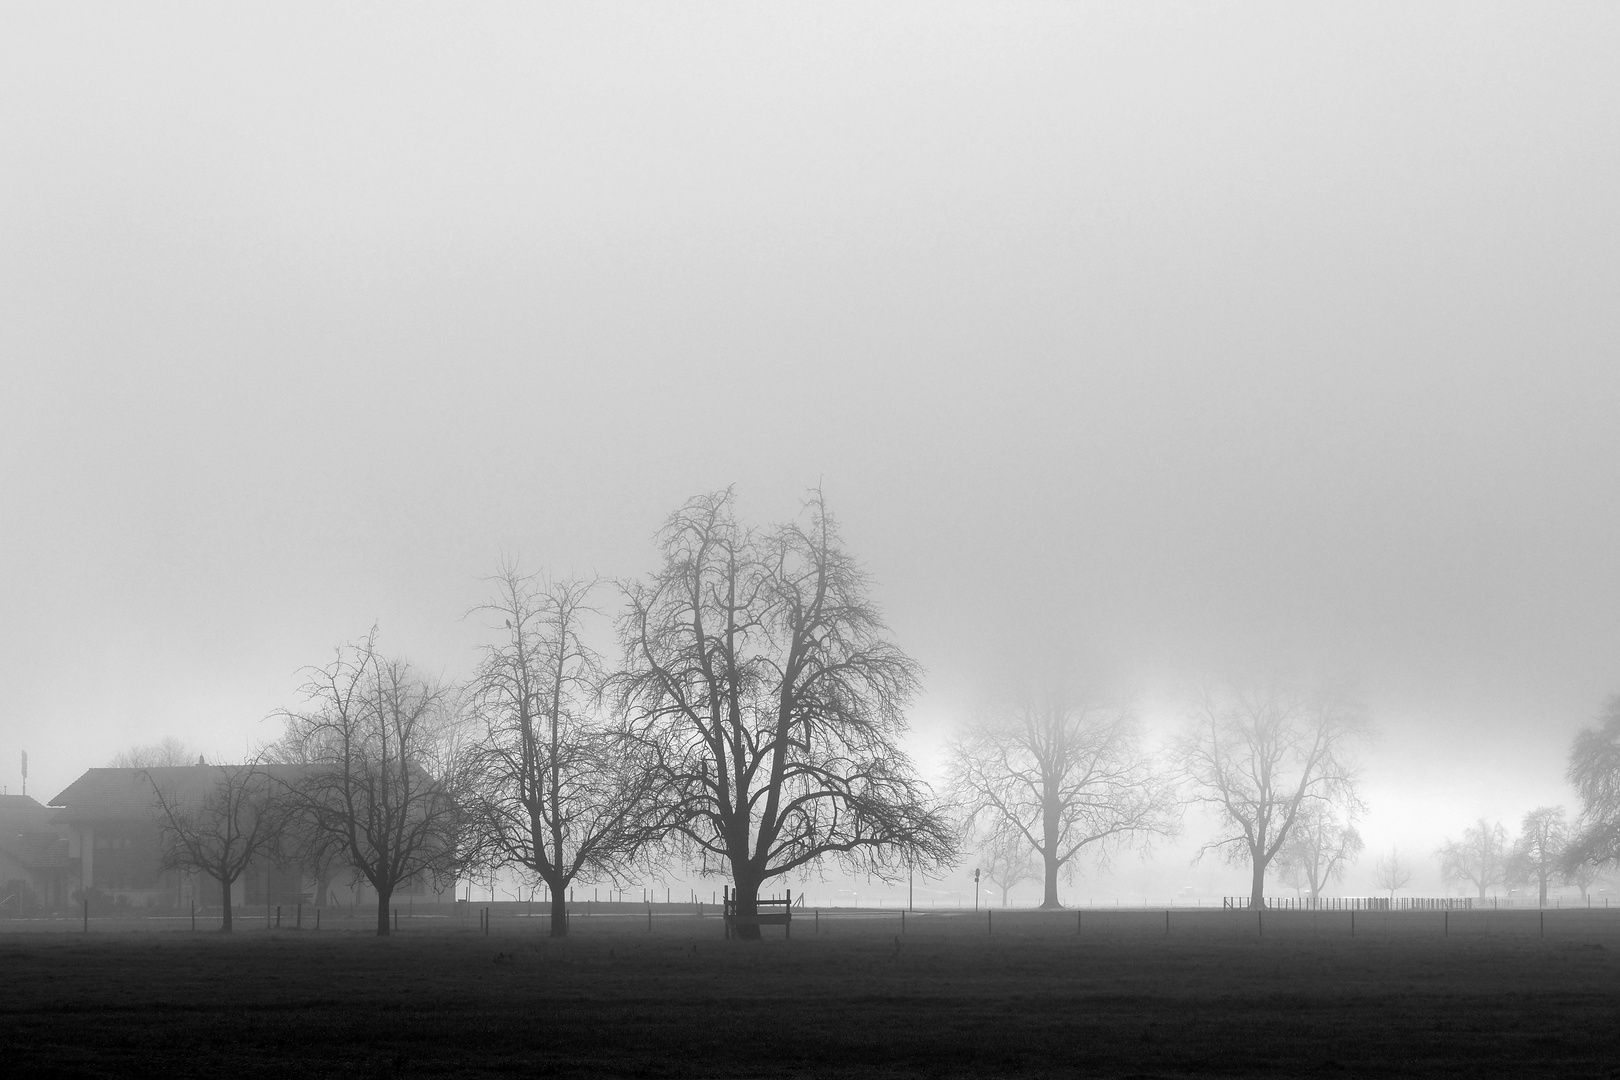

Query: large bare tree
left=949, top=684, right=1175, bottom=909
left=1567, top=695, right=1620, bottom=870
left=276, top=632, right=470, bottom=936
left=149, top=758, right=286, bottom=932
left=1438, top=819, right=1510, bottom=900
left=1508, top=806, right=1569, bottom=907
left=468, top=564, right=661, bottom=937
left=617, top=490, right=953, bottom=938
left=1177, top=682, right=1367, bottom=909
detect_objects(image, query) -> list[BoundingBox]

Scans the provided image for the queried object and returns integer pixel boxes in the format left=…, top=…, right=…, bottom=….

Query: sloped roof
left=49, top=764, right=308, bottom=821
left=0, top=794, right=48, bottom=813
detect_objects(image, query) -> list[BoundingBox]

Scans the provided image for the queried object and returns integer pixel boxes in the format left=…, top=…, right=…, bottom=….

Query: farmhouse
left=47, top=763, right=453, bottom=912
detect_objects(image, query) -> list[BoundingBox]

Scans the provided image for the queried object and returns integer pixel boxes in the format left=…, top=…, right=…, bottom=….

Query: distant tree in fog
left=1507, top=806, right=1569, bottom=907
left=948, top=682, right=1175, bottom=909
left=466, top=564, right=661, bottom=938
left=111, top=736, right=195, bottom=769
left=1275, top=801, right=1362, bottom=901
left=1176, top=682, right=1367, bottom=909
left=276, top=632, right=473, bottom=936
left=1566, top=695, right=1620, bottom=871
left=616, top=491, right=954, bottom=939
left=1374, top=847, right=1411, bottom=900
left=977, top=830, right=1041, bottom=907
left=1437, top=819, right=1510, bottom=899
left=149, top=757, right=285, bottom=932
left=1562, top=855, right=1605, bottom=902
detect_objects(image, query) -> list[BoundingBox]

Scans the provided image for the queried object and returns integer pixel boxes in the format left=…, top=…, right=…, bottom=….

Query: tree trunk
left=731, top=874, right=762, bottom=941
left=1249, top=856, right=1267, bottom=909
left=549, top=882, right=569, bottom=938
left=219, top=875, right=233, bottom=933
left=375, top=884, right=393, bottom=937
left=1040, top=785, right=1063, bottom=909
left=1040, top=847, right=1062, bottom=909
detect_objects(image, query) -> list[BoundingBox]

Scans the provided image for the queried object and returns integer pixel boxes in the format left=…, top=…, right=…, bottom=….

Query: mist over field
left=4, top=3, right=1619, bottom=909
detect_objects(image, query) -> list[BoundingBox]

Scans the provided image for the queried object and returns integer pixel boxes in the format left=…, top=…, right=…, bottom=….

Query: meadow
left=2, top=906, right=1618, bottom=1078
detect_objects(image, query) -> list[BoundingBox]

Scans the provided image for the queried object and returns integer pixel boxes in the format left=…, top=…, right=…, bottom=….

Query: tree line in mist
left=113, top=490, right=1620, bottom=936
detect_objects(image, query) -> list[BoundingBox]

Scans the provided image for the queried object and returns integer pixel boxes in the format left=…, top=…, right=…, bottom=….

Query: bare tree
left=1374, top=847, right=1411, bottom=900
left=1508, top=806, right=1569, bottom=907
left=467, top=564, right=661, bottom=937
left=1275, top=800, right=1363, bottom=901
left=948, top=683, right=1175, bottom=909
left=149, top=759, right=285, bottom=932
left=1438, top=819, right=1510, bottom=900
left=617, top=490, right=954, bottom=938
left=1562, top=856, right=1605, bottom=902
left=1567, top=695, right=1620, bottom=870
left=261, top=728, right=356, bottom=909
left=1177, top=681, right=1367, bottom=909
left=111, top=736, right=195, bottom=769
left=276, top=632, right=470, bottom=936
left=976, top=831, right=1041, bottom=908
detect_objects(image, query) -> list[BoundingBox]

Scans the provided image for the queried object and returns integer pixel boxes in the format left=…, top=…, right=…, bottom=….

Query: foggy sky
left=4, top=3, right=1618, bottom=897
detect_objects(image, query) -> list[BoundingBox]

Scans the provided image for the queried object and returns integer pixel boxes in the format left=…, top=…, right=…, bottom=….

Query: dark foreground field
left=4, top=908, right=1619, bottom=1078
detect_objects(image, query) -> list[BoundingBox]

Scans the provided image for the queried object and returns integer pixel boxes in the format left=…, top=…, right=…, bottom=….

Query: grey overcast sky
left=3, top=3, right=1618, bottom=887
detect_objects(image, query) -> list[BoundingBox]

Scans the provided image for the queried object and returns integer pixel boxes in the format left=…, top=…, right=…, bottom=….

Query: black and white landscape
left=3, top=4, right=1619, bottom=1077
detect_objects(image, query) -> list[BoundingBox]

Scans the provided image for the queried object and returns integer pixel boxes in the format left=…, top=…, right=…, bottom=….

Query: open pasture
left=3, top=908, right=1618, bottom=1078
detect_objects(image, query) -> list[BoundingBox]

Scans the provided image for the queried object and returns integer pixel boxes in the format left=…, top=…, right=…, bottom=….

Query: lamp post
left=973, top=868, right=980, bottom=912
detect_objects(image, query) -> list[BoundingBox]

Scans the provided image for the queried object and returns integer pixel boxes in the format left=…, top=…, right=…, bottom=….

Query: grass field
left=3, top=908, right=1618, bottom=1078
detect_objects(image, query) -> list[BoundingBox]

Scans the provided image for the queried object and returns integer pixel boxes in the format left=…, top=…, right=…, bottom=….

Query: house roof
left=48, top=764, right=308, bottom=822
